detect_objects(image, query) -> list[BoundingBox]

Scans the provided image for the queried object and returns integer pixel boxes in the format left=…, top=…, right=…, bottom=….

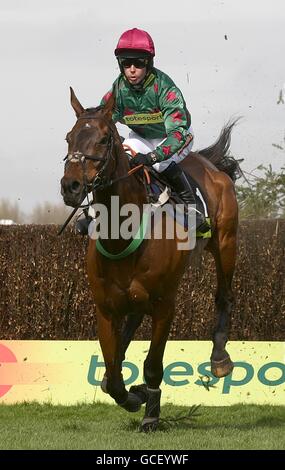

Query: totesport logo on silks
left=123, top=112, right=164, bottom=125
left=0, top=341, right=284, bottom=405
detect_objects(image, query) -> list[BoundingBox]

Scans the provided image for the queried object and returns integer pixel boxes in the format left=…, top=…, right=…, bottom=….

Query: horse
left=60, top=87, right=239, bottom=431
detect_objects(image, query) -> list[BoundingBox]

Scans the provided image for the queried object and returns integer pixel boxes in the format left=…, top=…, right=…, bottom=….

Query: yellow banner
left=0, top=341, right=284, bottom=405
left=123, top=112, right=164, bottom=125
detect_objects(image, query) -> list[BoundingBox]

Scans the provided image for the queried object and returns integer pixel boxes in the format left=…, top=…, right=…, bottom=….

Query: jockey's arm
left=154, top=86, right=191, bottom=162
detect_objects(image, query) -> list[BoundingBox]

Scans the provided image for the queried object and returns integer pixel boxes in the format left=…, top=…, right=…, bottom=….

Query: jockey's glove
left=129, top=151, right=158, bottom=168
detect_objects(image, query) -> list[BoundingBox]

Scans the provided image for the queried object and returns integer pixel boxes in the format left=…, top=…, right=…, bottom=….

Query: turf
left=0, top=402, right=284, bottom=450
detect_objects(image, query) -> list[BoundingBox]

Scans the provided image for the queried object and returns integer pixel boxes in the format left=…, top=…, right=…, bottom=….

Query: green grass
left=0, top=402, right=284, bottom=450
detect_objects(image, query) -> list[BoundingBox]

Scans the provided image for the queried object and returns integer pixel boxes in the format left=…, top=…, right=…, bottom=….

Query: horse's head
left=61, top=87, right=117, bottom=207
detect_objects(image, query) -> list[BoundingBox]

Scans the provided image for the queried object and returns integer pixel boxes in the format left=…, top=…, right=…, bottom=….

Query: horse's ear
left=102, top=92, right=116, bottom=121
left=70, top=87, right=84, bottom=117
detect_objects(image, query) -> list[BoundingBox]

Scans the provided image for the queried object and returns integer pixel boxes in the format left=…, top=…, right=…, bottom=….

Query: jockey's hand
left=129, top=152, right=158, bottom=168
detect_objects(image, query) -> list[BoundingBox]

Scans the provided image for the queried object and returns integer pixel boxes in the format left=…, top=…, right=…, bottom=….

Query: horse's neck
left=94, top=139, right=147, bottom=251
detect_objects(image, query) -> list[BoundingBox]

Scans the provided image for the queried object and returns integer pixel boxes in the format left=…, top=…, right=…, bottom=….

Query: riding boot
left=161, top=162, right=209, bottom=233
left=76, top=215, right=93, bottom=236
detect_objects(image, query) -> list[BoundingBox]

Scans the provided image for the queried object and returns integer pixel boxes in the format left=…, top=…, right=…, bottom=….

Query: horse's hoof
left=211, top=356, right=234, bottom=378
left=129, top=384, right=148, bottom=404
left=118, top=392, right=142, bottom=413
left=140, top=417, right=159, bottom=433
left=101, top=374, right=108, bottom=394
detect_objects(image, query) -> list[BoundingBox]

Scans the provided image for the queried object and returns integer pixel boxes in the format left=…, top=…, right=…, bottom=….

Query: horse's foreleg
left=100, top=313, right=144, bottom=394
left=141, top=298, right=175, bottom=431
left=121, top=313, right=145, bottom=360
left=96, top=308, right=142, bottom=412
left=209, top=226, right=237, bottom=378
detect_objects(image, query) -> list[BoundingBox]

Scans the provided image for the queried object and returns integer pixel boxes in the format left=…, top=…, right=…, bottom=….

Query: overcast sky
left=1, top=0, right=284, bottom=213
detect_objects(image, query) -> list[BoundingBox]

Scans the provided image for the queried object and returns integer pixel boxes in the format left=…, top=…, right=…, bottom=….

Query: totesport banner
left=0, top=341, right=284, bottom=405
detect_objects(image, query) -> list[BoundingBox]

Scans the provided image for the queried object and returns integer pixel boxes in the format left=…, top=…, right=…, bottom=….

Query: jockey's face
left=123, top=63, right=147, bottom=85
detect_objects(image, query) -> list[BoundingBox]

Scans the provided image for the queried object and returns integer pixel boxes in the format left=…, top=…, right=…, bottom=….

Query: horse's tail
left=198, top=119, right=243, bottom=182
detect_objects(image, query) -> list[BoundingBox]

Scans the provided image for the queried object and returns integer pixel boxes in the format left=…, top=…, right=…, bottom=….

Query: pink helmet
left=115, top=28, right=155, bottom=57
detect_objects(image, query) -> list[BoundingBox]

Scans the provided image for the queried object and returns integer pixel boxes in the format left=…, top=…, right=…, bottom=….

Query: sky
left=0, top=0, right=285, bottom=213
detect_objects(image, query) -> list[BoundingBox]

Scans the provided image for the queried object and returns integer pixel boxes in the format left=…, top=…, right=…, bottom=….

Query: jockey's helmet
left=115, top=28, right=155, bottom=76
left=114, top=28, right=155, bottom=58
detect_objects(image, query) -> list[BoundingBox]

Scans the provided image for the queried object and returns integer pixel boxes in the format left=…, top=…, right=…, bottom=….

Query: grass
left=0, top=402, right=284, bottom=450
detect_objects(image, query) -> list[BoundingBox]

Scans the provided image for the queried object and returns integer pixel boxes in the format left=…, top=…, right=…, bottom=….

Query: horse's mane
left=198, top=119, right=243, bottom=182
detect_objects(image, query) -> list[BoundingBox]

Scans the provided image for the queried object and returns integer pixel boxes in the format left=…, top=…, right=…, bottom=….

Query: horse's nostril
left=70, top=181, right=81, bottom=193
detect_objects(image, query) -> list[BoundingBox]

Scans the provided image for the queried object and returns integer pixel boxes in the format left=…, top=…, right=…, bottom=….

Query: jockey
left=102, top=28, right=209, bottom=233
left=76, top=28, right=209, bottom=235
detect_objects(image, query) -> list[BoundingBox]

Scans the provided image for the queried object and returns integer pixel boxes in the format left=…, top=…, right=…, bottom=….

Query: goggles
left=119, top=58, right=147, bottom=69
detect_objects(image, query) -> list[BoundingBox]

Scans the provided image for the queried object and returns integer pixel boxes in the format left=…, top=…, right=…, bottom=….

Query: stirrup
left=186, top=206, right=209, bottom=234
left=195, top=212, right=210, bottom=234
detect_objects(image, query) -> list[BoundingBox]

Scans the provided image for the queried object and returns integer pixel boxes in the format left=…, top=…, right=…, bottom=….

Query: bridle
left=63, top=111, right=116, bottom=196
left=59, top=109, right=148, bottom=235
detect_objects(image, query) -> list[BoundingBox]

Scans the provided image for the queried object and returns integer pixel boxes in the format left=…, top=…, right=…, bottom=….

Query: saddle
left=122, top=144, right=211, bottom=238
left=145, top=167, right=212, bottom=239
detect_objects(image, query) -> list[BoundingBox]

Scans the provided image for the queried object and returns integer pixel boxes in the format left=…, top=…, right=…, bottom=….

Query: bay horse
left=61, top=88, right=239, bottom=431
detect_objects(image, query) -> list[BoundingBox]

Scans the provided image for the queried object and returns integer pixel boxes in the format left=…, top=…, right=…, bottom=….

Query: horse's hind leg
left=208, top=198, right=238, bottom=378
left=141, top=297, right=175, bottom=431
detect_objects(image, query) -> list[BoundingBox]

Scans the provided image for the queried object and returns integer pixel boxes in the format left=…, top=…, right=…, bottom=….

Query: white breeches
left=123, top=126, right=194, bottom=172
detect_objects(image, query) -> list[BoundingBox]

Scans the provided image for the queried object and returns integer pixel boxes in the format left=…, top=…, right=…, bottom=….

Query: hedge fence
left=0, top=220, right=284, bottom=340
